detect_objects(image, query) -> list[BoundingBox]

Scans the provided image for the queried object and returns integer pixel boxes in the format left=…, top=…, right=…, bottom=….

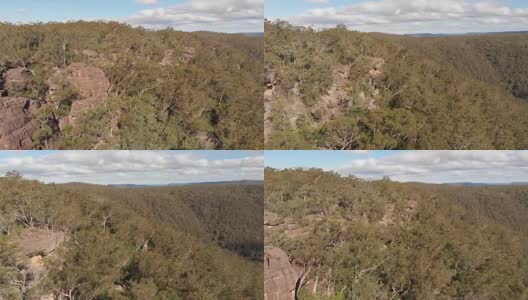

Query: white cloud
left=274, top=0, right=528, bottom=34
left=128, top=0, right=264, bottom=32
left=136, top=0, right=159, bottom=5
left=0, top=151, right=263, bottom=185
left=305, top=0, right=330, bottom=3
left=334, top=151, right=528, bottom=183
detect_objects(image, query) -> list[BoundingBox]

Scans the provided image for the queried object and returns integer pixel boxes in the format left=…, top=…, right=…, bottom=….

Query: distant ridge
left=236, top=32, right=264, bottom=37
left=109, top=180, right=263, bottom=188
left=446, top=182, right=528, bottom=186
left=410, top=31, right=528, bottom=37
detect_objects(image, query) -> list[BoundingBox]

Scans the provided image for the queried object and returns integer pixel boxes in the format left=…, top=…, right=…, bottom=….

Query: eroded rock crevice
left=0, top=62, right=111, bottom=149
left=265, top=57, right=386, bottom=144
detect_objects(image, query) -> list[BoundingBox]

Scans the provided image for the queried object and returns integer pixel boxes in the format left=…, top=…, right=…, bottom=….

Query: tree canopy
left=265, top=168, right=528, bottom=299
left=0, top=21, right=263, bottom=150
left=264, top=21, right=528, bottom=150
left=0, top=175, right=263, bottom=299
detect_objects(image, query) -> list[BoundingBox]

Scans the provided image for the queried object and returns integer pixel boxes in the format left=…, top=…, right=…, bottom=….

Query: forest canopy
left=264, top=21, right=528, bottom=150
left=0, top=21, right=263, bottom=150
left=0, top=174, right=263, bottom=299
left=264, top=168, right=528, bottom=299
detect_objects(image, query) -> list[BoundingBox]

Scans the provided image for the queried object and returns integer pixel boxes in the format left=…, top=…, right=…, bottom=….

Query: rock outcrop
left=264, top=210, right=308, bottom=300
left=0, top=229, right=66, bottom=299
left=311, top=64, right=352, bottom=123
left=264, top=210, right=282, bottom=227
left=0, top=97, right=40, bottom=150
left=264, top=65, right=313, bottom=143
left=3, top=67, right=32, bottom=93
left=14, top=228, right=66, bottom=257
left=311, top=58, right=385, bottom=123
left=265, top=210, right=311, bottom=241
left=0, top=63, right=110, bottom=149
left=264, top=247, right=301, bottom=300
left=265, top=210, right=337, bottom=299
left=55, top=63, right=110, bottom=127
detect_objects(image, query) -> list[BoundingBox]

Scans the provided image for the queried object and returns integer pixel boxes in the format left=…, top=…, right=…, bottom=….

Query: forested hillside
left=0, top=21, right=263, bottom=150
left=265, top=21, right=528, bottom=149
left=0, top=173, right=263, bottom=299
left=264, top=168, right=528, bottom=299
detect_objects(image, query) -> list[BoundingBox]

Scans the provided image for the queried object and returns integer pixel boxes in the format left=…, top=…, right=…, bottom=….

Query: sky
left=265, top=150, right=528, bottom=184
left=0, top=151, right=264, bottom=185
left=265, top=0, right=528, bottom=34
left=0, top=0, right=263, bottom=33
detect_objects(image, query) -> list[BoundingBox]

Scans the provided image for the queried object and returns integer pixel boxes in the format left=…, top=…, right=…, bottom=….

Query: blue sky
left=265, top=150, right=395, bottom=169
left=265, top=0, right=528, bottom=34
left=0, top=0, right=142, bottom=22
left=0, top=0, right=264, bottom=33
left=0, top=151, right=263, bottom=184
left=265, top=150, right=528, bottom=183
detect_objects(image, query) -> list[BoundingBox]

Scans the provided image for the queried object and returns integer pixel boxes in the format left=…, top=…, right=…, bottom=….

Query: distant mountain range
left=446, top=182, right=528, bottom=186
left=410, top=31, right=528, bottom=37
left=109, top=180, right=264, bottom=188
left=237, top=32, right=264, bottom=37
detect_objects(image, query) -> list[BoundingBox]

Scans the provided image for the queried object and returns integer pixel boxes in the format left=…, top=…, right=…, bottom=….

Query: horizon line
left=0, top=19, right=264, bottom=34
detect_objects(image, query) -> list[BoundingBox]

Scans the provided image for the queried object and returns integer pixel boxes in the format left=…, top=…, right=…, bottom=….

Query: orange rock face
left=0, top=97, right=40, bottom=150
left=3, top=67, right=32, bottom=93
left=13, top=228, right=66, bottom=257
left=264, top=247, right=300, bottom=300
left=58, top=63, right=110, bottom=127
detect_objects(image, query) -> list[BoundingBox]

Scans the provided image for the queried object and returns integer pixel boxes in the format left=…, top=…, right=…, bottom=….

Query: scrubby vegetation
left=265, top=21, right=528, bottom=149
left=265, top=168, right=528, bottom=299
left=0, top=21, right=263, bottom=150
left=0, top=172, right=263, bottom=299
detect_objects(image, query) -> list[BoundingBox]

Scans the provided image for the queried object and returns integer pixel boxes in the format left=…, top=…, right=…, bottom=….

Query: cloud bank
left=128, top=0, right=263, bottom=32
left=0, top=151, right=263, bottom=185
left=272, top=0, right=528, bottom=34
left=335, top=151, right=528, bottom=183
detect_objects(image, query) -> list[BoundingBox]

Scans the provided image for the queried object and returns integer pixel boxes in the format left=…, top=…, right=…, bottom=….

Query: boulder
left=64, top=63, right=109, bottom=99
left=264, top=210, right=282, bottom=226
left=7, top=229, right=65, bottom=297
left=264, top=247, right=300, bottom=300
left=3, top=67, right=32, bottom=93
left=56, top=63, right=110, bottom=127
left=13, top=228, right=66, bottom=257
left=66, top=96, right=103, bottom=126
left=0, top=97, right=40, bottom=150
